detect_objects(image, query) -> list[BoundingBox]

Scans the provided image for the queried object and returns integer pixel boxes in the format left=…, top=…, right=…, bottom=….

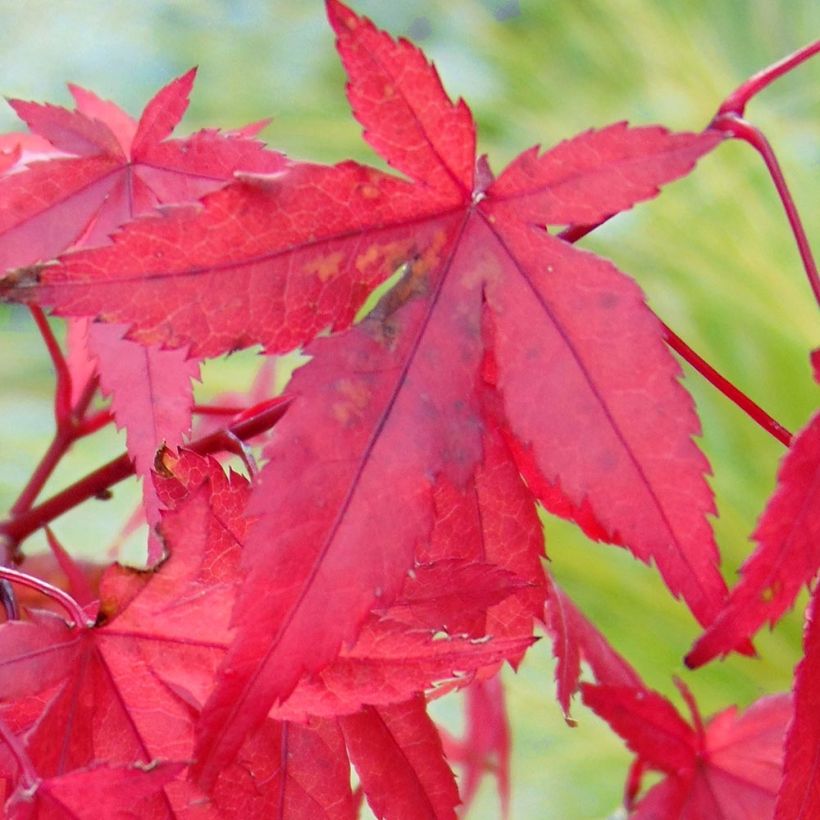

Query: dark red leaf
left=776, top=588, right=820, bottom=818
left=688, top=406, right=820, bottom=668
left=340, top=695, right=460, bottom=820
left=584, top=683, right=790, bottom=819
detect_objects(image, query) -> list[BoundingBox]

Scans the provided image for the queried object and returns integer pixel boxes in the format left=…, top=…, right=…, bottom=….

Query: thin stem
left=0, top=716, right=38, bottom=791
left=0, top=580, right=19, bottom=620
left=674, top=677, right=706, bottom=746
left=717, top=40, right=820, bottom=117
left=558, top=224, right=792, bottom=447
left=9, top=428, right=73, bottom=517
left=0, top=399, right=289, bottom=546
left=30, top=306, right=72, bottom=426
left=74, top=409, right=114, bottom=438
left=663, top=322, right=792, bottom=446
left=711, top=113, right=820, bottom=307
left=193, top=404, right=246, bottom=417
left=0, top=565, right=93, bottom=628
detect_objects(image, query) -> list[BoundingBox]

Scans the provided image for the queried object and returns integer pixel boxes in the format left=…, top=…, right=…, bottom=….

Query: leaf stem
left=717, top=40, right=820, bottom=117
left=710, top=113, right=819, bottom=307
left=30, top=306, right=72, bottom=425
left=0, top=565, right=94, bottom=628
left=193, top=404, right=247, bottom=417
left=0, top=716, right=38, bottom=791
left=662, top=322, right=792, bottom=446
left=0, top=398, right=289, bottom=547
left=558, top=225, right=792, bottom=446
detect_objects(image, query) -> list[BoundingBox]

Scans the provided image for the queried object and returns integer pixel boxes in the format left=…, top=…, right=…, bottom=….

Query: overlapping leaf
left=0, top=73, right=286, bottom=560
left=0, top=69, right=285, bottom=270
left=1, top=0, right=735, bottom=796
left=340, top=695, right=460, bottom=820
left=583, top=683, right=791, bottom=818
left=776, top=588, right=820, bottom=818
left=688, top=372, right=820, bottom=668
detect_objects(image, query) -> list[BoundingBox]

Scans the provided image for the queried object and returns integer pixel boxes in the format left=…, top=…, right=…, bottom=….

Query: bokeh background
left=0, top=1, right=817, bottom=817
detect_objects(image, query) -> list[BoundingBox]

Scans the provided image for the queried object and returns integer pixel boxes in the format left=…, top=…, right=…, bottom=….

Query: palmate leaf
left=583, top=683, right=791, bottom=819
left=1, top=0, right=729, bottom=782
left=0, top=72, right=285, bottom=560
left=687, top=369, right=820, bottom=668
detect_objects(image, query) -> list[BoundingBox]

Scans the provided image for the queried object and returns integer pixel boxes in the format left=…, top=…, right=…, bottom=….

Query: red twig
left=558, top=225, right=792, bottom=446
left=30, top=306, right=72, bottom=425
left=0, top=565, right=93, bottom=628
left=711, top=114, right=819, bottom=307
left=0, top=399, right=289, bottom=547
left=717, top=40, right=820, bottom=118
left=0, top=716, right=38, bottom=791
left=662, top=323, right=792, bottom=446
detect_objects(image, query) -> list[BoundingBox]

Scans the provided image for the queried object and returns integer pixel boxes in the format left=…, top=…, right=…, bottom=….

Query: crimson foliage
left=0, top=3, right=816, bottom=817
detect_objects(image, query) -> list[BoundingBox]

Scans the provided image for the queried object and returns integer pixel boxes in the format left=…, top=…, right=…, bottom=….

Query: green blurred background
left=0, top=1, right=817, bottom=817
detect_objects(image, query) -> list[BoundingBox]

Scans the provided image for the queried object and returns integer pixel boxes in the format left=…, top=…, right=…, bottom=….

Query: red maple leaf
left=441, top=677, right=512, bottom=818
left=543, top=574, right=643, bottom=722
left=0, top=74, right=285, bottom=561
left=1, top=0, right=728, bottom=782
left=339, top=694, right=460, bottom=820
left=776, top=587, right=820, bottom=818
left=5, top=760, right=184, bottom=820
left=0, top=70, right=285, bottom=270
left=687, top=363, right=820, bottom=668
left=583, top=681, right=791, bottom=818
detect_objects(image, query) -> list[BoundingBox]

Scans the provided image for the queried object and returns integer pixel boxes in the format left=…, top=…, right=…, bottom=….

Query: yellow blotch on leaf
left=304, top=251, right=344, bottom=283
left=332, top=378, right=371, bottom=425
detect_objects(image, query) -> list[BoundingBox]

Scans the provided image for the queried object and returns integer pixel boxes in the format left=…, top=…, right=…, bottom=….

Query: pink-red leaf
left=270, top=620, right=533, bottom=721
left=543, top=575, right=642, bottom=720
left=6, top=761, right=184, bottom=820
left=131, top=68, right=196, bottom=155
left=327, top=0, right=475, bottom=194
left=340, top=695, right=460, bottom=820
left=443, top=677, right=511, bottom=818
left=0, top=71, right=285, bottom=272
left=687, top=406, right=820, bottom=668
left=776, top=589, right=820, bottom=818
left=584, top=683, right=791, bottom=819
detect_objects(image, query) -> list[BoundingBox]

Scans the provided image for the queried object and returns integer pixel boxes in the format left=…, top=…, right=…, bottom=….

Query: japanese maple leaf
left=5, top=761, right=184, bottom=820
left=441, top=677, right=511, bottom=818
left=2, top=0, right=728, bottom=778
left=687, top=362, right=820, bottom=668
left=0, top=456, right=244, bottom=805
left=0, top=74, right=284, bottom=559
left=776, top=586, right=820, bottom=818
left=339, top=694, right=460, bottom=820
left=583, top=682, right=791, bottom=818
left=0, top=69, right=285, bottom=270
left=269, top=619, right=534, bottom=722
left=0, top=455, right=360, bottom=818
left=543, top=573, right=643, bottom=721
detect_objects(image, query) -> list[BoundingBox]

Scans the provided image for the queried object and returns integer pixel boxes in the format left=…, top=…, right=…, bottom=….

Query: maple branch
left=0, top=716, right=38, bottom=792
left=710, top=114, right=819, bottom=307
left=558, top=225, right=793, bottom=446
left=8, top=316, right=104, bottom=526
left=0, top=565, right=94, bottom=628
left=0, top=399, right=289, bottom=547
